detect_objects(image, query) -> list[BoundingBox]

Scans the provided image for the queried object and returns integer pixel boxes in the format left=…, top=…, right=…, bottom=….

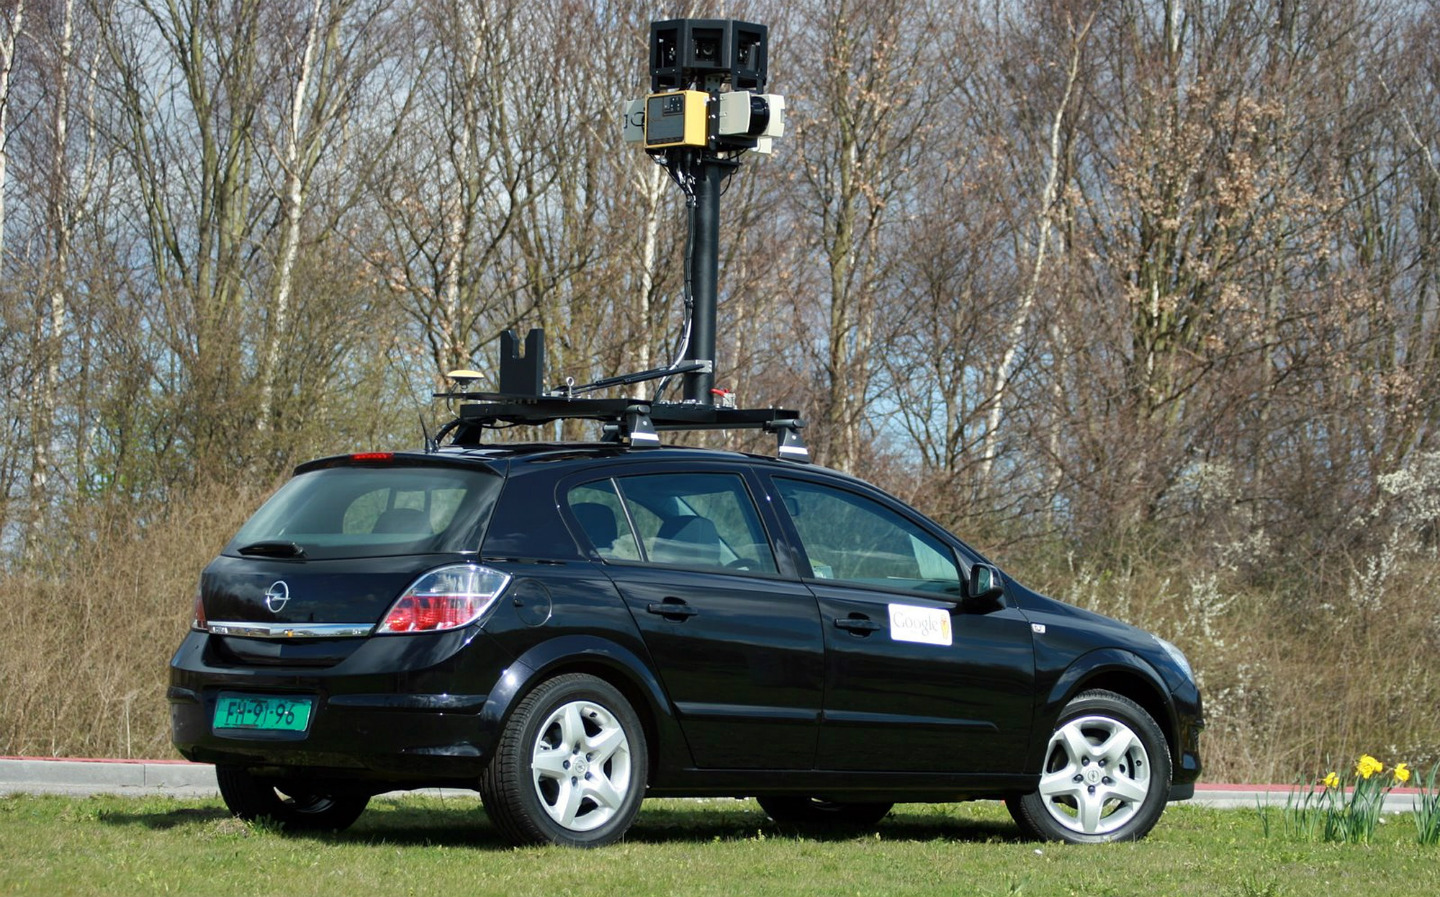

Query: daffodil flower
left=1322, top=771, right=1341, bottom=789
left=1393, top=762, right=1411, bottom=785
left=1356, top=754, right=1384, bottom=779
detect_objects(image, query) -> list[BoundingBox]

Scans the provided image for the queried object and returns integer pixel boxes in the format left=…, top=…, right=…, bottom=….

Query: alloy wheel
left=529, top=698, right=635, bottom=833
left=1035, top=713, right=1152, bottom=835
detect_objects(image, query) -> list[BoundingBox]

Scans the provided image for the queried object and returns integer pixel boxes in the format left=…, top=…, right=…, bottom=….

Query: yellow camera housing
left=644, top=90, right=710, bottom=150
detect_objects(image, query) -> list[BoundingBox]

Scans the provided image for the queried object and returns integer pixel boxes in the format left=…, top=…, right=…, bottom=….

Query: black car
left=170, top=424, right=1203, bottom=847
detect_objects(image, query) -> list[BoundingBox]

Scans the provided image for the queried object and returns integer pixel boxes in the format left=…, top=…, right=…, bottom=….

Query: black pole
left=682, top=157, right=723, bottom=403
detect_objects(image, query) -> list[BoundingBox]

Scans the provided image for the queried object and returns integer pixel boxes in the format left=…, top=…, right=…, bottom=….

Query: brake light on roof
left=377, top=564, right=511, bottom=634
left=350, top=452, right=395, bottom=462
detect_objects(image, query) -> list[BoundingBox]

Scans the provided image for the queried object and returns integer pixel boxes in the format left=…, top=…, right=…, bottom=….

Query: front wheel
left=480, top=673, right=648, bottom=847
left=214, top=765, right=369, bottom=832
left=1006, top=690, right=1171, bottom=843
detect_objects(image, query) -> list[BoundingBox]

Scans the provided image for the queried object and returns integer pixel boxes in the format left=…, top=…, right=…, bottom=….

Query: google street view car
left=169, top=335, right=1202, bottom=848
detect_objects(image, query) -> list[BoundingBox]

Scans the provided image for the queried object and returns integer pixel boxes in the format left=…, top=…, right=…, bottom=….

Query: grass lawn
left=2, top=793, right=1436, bottom=897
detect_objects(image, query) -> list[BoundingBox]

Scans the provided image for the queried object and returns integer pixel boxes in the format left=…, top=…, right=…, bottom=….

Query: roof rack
left=433, top=329, right=808, bottom=462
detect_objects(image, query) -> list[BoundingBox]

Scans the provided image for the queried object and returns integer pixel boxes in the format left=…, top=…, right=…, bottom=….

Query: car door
left=564, top=466, right=824, bottom=770
left=766, top=474, right=1037, bottom=774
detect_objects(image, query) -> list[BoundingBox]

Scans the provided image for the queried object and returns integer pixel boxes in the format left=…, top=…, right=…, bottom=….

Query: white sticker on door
left=887, top=603, right=953, bottom=647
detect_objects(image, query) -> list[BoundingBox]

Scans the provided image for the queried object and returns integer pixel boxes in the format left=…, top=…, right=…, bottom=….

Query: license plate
left=213, top=693, right=313, bottom=733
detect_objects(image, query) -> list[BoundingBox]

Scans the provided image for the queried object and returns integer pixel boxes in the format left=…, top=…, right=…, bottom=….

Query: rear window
left=225, top=465, right=501, bottom=560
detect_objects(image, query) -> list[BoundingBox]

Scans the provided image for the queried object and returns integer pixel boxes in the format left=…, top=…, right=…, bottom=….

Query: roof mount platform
left=434, top=330, right=808, bottom=462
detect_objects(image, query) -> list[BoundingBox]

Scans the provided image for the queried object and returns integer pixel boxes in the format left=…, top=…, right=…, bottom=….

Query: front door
left=769, top=475, right=1037, bottom=774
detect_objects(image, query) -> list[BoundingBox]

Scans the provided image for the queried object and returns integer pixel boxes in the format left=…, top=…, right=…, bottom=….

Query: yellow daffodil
left=1322, top=771, right=1341, bottom=789
left=1355, top=754, right=1384, bottom=779
left=1393, top=762, right=1411, bottom=785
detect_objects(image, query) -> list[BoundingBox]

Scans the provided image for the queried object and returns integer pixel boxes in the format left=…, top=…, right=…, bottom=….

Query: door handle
left=647, top=599, right=699, bottom=619
left=834, top=616, right=882, bottom=633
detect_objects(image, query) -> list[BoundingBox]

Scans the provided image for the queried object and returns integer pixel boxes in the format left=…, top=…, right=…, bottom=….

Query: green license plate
left=213, top=693, right=313, bottom=733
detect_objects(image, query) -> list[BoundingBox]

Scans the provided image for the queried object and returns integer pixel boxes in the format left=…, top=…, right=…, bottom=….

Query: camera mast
left=435, top=19, right=801, bottom=460
left=630, top=19, right=783, bottom=404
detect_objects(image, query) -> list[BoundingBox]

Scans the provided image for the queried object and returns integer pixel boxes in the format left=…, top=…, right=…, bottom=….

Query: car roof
left=298, top=442, right=821, bottom=478
left=436, top=441, right=817, bottom=475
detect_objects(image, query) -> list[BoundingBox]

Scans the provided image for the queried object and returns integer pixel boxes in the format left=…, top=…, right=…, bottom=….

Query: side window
left=775, top=478, right=961, bottom=596
left=567, top=480, right=642, bottom=561
left=607, top=473, right=778, bottom=573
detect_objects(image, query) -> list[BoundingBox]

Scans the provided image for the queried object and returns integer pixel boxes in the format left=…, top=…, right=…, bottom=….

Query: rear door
left=765, top=474, right=1037, bottom=774
left=564, top=466, right=824, bottom=770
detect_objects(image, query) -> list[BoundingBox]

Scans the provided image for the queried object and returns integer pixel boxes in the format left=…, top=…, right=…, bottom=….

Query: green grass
left=2, top=794, right=1437, bottom=897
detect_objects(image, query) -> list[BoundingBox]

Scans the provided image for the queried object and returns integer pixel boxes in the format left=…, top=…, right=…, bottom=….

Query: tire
left=479, top=673, right=648, bottom=848
left=757, top=796, right=893, bottom=829
left=214, top=765, right=369, bottom=833
left=1006, top=689, right=1171, bottom=843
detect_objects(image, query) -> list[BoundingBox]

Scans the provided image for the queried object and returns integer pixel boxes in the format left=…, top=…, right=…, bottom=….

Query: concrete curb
left=1192, top=782, right=1423, bottom=813
left=0, top=756, right=218, bottom=798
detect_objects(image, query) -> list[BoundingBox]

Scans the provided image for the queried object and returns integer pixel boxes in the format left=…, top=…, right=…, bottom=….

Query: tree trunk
left=634, top=161, right=664, bottom=376
left=978, top=10, right=1094, bottom=485
left=0, top=0, right=21, bottom=262
left=259, top=0, right=328, bottom=436
left=25, top=0, right=72, bottom=562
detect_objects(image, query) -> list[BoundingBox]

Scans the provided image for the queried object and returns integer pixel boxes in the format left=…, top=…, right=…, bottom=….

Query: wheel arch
left=481, top=634, right=687, bottom=785
left=1035, top=649, right=1179, bottom=776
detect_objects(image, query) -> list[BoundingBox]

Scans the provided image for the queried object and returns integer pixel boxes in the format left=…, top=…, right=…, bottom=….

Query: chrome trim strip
left=206, top=621, right=373, bottom=639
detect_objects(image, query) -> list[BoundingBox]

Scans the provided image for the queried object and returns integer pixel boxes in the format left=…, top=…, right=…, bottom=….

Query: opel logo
left=264, top=581, right=291, bottom=614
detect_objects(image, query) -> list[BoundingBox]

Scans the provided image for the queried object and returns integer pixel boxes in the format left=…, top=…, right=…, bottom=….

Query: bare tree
left=977, top=5, right=1096, bottom=486
left=94, top=0, right=274, bottom=480
left=25, top=0, right=78, bottom=560
left=254, top=0, right=397, bottom=446
left=367, top=0, right=542, bottom=380
left=0, top=0, right=24, bottom=547
left=18, top=0, right=112, bottom=558
left=0, top=0, right=22, bottom=262
left=786, top=0, right=943, bottom=472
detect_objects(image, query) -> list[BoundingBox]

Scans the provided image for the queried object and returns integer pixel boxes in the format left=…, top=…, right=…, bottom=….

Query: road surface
left=0, top=756, right=1424, bottom=813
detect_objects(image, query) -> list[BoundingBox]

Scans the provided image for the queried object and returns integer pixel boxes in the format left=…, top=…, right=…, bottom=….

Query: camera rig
left=623, top=18, right=784, bottom=405
left=433, top=19, right=803, bottom=460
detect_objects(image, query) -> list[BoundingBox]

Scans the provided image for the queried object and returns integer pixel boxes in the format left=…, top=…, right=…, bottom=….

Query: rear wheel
left=1006, top=690, right=1171, bottom=843
left=480, top=673, right=647, bottom=847
left=214, top=765, right=369, bottom=832
left=757, top=796, right=893, bottom=829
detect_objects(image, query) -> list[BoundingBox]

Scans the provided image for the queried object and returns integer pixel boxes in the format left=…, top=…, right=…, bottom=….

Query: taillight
left=377, top=564, right=510, bottom=634
left=191, top=582, right=208, bottom=631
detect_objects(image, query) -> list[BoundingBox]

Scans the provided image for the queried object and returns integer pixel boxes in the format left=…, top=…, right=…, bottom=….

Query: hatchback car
left=170, top=421, right=1202, bottom=847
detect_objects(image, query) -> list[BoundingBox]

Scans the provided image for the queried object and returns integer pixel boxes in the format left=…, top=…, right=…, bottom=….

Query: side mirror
left=965, top=563, right=1005, bottom=606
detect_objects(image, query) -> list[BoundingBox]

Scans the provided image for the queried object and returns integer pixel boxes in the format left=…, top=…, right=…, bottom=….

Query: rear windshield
left=225, top=465, right=501, bottom=560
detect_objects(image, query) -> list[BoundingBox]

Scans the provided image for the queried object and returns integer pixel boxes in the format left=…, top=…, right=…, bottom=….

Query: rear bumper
left=169, top=687, right=494, bottom=785
left=168, top=628, right=511, bottom=788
